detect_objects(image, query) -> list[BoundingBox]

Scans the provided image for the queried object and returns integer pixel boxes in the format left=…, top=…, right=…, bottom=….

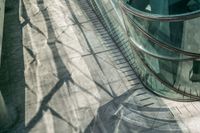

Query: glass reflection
left=124, top=0, right=200, bottom=96
left=127, top=0, right=200, bottom=15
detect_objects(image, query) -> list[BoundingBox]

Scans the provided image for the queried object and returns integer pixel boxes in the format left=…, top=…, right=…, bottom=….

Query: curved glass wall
left=90, top=0, right=200, bottom=101
left=122, top=0, right=200, bottom=55
left=122, top=0, right=200, bottom=101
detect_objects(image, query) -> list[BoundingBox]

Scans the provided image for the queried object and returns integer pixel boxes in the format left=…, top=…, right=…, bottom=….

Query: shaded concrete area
left=0, top=0, right=200, bottom=133
left=0, top=0, right=25, bottom=132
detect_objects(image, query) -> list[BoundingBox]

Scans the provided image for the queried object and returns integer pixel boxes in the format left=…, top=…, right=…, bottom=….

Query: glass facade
left=90, top=0, right=200, bottom=101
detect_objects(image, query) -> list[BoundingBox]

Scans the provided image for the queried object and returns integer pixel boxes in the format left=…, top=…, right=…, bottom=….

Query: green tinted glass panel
left=127, top=0, right=200, bottom=15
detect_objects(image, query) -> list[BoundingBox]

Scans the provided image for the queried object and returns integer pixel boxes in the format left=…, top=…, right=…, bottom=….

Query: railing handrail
left=126, top=15, right=200, bottom=58
left=129, top=37, right=198, bottom=61
left=130, top=42, right=200, bottom=101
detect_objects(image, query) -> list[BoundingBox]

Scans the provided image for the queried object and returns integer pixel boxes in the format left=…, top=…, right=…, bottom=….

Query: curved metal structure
left=89, top=0, right=200, bottom=101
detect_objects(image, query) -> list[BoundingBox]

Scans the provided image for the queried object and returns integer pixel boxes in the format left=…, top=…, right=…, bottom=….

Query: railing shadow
left=24, top=0, right=77, bottom=132
left=63, top=0, right=119, bottom=98
left=84, top=89, right=183, bottom=133
left=74, top=0, right=185, bottom=132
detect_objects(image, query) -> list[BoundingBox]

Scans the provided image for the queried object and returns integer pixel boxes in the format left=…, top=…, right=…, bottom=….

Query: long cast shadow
left=25, top=0, right=123, bottom=131
left=25, top=0, right=78, bottom=132
left=24, top=0, right=112, bottom=131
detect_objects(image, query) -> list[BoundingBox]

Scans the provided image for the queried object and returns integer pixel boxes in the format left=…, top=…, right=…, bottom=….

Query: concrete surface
left=0, top=0, right=200, bottom=133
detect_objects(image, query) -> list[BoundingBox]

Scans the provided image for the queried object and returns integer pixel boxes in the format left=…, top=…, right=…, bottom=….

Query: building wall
left=0, top=0, right=5, bottom=65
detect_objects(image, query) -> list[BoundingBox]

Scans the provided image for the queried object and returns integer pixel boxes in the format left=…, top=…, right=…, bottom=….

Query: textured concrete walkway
left=1, top=0, right=200, bottom=133
left=2, top=0, right=136, bottom=132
